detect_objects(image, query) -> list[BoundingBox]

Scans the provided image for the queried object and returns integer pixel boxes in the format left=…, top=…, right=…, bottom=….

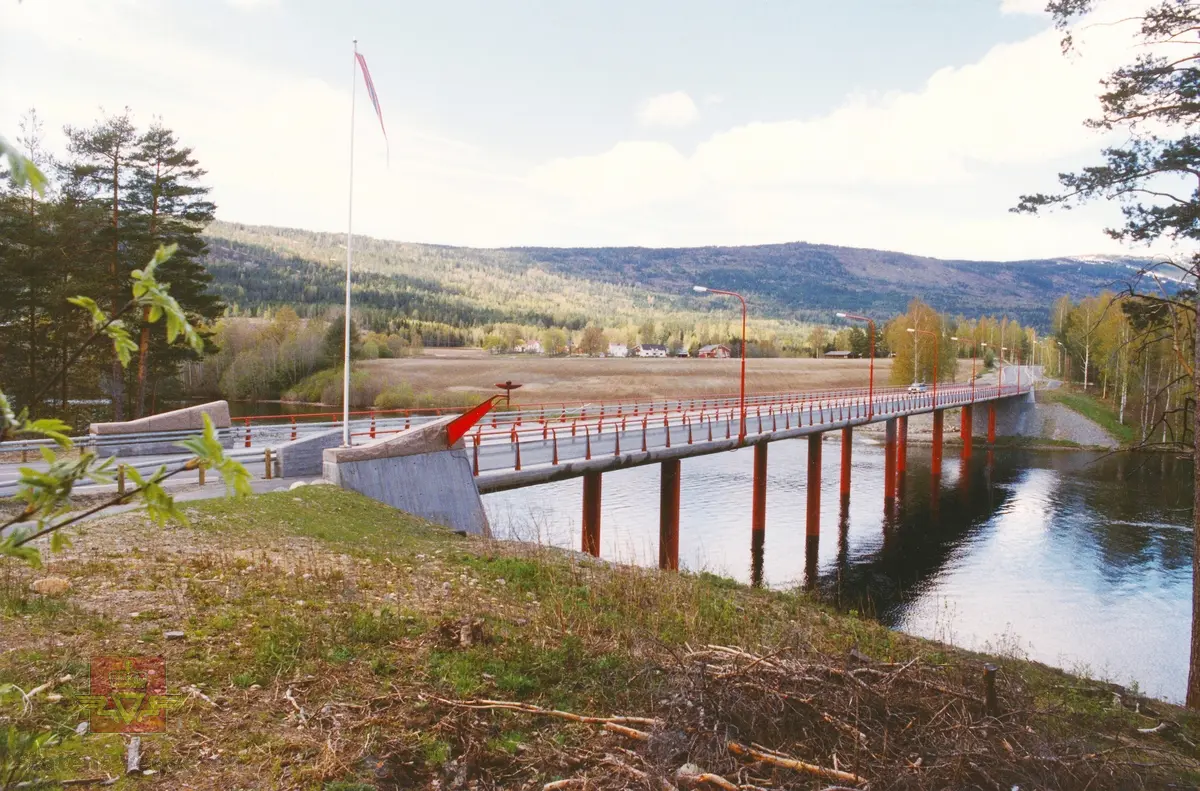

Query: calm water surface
left=483, top=439, right=1193, bottom=701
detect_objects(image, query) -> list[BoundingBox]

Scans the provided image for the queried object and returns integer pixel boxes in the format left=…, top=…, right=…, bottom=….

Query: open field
left=2, top=486, right=1197, bottom=789
left=362, top=350, right=975, bottom=405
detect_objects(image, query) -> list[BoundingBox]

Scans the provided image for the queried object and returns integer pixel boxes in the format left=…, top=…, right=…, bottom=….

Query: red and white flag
left=355, top=51, right=388, bottom=162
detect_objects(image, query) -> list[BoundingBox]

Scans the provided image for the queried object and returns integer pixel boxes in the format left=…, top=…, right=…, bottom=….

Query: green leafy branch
left=0, top=135, right=47, bottom=196
left=0, top=245, right=250, bottom=567
left=1, top=415, right=251, bottom=566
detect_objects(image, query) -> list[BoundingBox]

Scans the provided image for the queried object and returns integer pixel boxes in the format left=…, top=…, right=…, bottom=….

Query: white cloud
left=225, top=0, right=280, bottom=10
left=637, top=91, right=699, bottom=128
left=523, top=6, right=1156, bottom=259
left=0, top=0, right=1170, bottom=261
left=1000, top=0, right=1048, bottom=15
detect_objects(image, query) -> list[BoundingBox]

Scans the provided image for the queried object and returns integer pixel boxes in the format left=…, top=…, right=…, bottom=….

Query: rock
left=289, top=481, right=308, bottom=490
left=75, top=721, right=90, bottom=736
left=458, top=619, right=485, bottom=647
left=29, top=577, right=71, bottom=596
left=676, top=763, right=703, bottom=779
left=164, top=631, right=186, bottom=641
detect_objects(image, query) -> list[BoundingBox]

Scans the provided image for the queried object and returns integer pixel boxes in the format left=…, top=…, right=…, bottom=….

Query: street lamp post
left=951, top=336, right=978, bottom=403
left=836, top=312, right=875, bottom=418
left=1000, top=346, right=1009, bottom=395
left=907, top=327, right=939, bottom=406
left=694, top=285, right=747, bottom=443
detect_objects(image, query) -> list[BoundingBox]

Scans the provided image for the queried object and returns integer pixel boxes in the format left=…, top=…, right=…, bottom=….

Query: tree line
left=1047, top=291, right=1194, bottom=448
left=0, top=109, right=220, bottom=426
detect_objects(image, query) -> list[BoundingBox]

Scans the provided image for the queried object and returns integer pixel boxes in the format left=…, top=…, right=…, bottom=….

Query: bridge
left=2, top=368, right=1034, bottom=571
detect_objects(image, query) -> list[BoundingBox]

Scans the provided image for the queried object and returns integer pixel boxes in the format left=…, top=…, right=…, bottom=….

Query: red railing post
left=244, top=418, right=252, bottom=448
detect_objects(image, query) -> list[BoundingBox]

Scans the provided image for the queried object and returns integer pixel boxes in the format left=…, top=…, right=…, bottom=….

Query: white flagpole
left=342, top=39, right=358, bottom=446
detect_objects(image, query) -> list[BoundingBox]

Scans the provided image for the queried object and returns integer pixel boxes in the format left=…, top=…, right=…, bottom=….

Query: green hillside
left=203, top=221, right=1152, bottom=329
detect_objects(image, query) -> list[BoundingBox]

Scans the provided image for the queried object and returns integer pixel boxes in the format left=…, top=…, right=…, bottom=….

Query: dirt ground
left=4, top=487, right=1194, bottom=790
left=363, top=351, right=973, bottom=404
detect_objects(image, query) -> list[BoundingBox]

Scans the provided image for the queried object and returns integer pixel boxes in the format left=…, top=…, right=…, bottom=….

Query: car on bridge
left=907, top=382, right=928, bottom=393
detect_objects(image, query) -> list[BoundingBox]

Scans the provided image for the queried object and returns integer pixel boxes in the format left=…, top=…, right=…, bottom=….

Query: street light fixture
left=694, top=285, right=747, bottom=443
left=907, top=327, right=939, bottom=406
left=836, top=312, right=876, bottom=418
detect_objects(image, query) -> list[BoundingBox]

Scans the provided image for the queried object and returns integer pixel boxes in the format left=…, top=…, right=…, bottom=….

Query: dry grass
left=363, top=352, right=975, bottom=405
left=2, top=486, right=1196, bottom=790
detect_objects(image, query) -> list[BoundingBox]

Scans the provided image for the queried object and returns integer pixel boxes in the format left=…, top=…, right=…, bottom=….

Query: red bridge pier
left=659, top=459, right=680, bottom=570
left=807, top=433, right=823, bottom=538
left=961, top=405, right=973, bottom=460
left=883, top=418, right=898, bottom=502
left=751, top=443, right=768, bottom=587
left=987, top=402, right=997, bottom=445
left=752, top=442, right=768, bottom=538
left=931, top=410, right=944, bottom=478
left=582, top=471, right=602, bottom=556
left=839, top=427, right=852, bottom=502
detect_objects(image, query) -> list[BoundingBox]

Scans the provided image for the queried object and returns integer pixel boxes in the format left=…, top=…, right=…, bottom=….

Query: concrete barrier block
left=90, top=401, right=232, bottom=435
left=278, top=429, right=343, bottom=478
left=323, top=414, right=459, bottom=465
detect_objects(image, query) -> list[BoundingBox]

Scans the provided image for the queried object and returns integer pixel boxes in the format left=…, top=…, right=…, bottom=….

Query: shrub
left=285, top=367, right=384, bottom=408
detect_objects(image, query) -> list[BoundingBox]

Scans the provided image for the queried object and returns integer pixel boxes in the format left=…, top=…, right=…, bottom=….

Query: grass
left=362, top=353, right=977, bottom=404
left=1, top=485, right=1197, bottom=789
left=1042, top=387, right=1139, bottom=445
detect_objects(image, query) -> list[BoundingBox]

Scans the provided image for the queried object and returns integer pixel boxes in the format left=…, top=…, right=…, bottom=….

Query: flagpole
left=342, top=39, right=357, bottom=446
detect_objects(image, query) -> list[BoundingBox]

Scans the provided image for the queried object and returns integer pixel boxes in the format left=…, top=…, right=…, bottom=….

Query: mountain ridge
left=202, top=221, right=1160, bottom=329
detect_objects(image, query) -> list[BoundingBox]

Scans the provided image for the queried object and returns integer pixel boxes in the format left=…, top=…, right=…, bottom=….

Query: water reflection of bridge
left=810, top=451, right=1193, bottom=629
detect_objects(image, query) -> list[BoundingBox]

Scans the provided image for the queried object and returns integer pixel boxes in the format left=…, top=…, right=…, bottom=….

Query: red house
left=697, top=344, right=731, bottom=359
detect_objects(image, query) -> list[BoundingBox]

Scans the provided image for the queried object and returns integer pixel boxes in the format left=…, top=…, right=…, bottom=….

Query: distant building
left=635, top=343, right=668, bottom=358
left=823, top=350, right=852, bottom=358
left=608, top=343, right=629, bottom=358
left=698, top=344, right=731, bottom=359
left=514, top=339, right=543, bottom=354
left=675, top=349, right=689, bottom=357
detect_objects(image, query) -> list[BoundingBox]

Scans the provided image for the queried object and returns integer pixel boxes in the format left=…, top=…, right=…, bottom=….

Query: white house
left=635, top=343, right=668, bottom=358
left=608, top=343, right=629, bottom=358
left=514, top=339, right=543, bottom=354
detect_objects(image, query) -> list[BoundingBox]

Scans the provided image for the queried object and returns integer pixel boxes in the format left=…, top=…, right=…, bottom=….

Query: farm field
left=362, top=350, right=973, bottom=405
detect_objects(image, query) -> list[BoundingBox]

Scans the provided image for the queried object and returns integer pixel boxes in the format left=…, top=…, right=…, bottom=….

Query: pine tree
left=128, top=123, right=219, bottom=416
left=64, top=110, right=139, bottom=420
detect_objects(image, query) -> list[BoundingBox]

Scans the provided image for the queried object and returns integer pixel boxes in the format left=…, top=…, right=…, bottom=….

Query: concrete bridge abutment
left=322, top=414, right=490, bottom=536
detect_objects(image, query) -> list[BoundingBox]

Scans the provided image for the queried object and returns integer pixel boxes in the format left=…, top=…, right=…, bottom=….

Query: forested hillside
left=203, top=221, right=1153, bottom=329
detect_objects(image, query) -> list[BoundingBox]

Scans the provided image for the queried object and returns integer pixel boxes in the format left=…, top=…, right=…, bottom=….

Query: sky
left=0, top=0, right=1176, bottom=260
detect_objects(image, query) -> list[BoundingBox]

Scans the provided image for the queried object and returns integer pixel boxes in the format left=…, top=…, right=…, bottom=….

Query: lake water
left=483, top=438, right=1194, bottom=702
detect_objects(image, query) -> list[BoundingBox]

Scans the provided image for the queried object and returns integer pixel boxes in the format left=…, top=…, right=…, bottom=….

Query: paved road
left=1, top=371, right=1035, bottom=499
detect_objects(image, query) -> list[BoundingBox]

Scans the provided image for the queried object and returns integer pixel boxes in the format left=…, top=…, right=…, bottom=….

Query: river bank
left=2, top=486, right=1197, bottom=789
